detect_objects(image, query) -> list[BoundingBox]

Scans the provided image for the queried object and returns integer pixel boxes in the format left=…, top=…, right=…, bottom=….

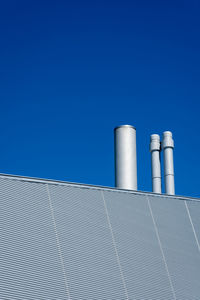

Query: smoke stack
left=162, top=131, right=175, bottom=195
left=114, top=125, right=137, bottom=190
left=150, top=134, right=161, bottom=193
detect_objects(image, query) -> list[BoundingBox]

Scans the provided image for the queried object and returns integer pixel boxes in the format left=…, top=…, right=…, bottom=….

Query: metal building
left=1, top=173, right=200, bottom=300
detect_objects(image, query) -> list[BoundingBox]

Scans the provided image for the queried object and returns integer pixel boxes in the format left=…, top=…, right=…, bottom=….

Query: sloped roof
left=1, top=174, right=200, bottom=299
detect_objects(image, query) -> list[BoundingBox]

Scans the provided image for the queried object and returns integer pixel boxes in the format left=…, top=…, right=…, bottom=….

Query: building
left=1, top=173, right=200, bottom=299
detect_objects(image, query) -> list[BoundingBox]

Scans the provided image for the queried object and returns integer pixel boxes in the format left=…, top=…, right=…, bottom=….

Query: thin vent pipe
left=162, top=131, right=175, bottom=195
left=150, top=134, right=162, bottom=193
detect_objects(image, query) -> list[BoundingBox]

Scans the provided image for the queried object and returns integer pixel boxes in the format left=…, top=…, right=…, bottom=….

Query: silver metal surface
left=150, top=134, right=162, bottom=193
left=1, top=174, right=200, bottom=299
left=149, top=194, right=200, bottom=299
left=114, top=125, right=137, bottom=190
left=0, top=178, right=67, bottom=299
left=104, top=190, right=174, bottom=300
left=162, top=131, right=175, bottom=195
left=48, top=184, right=126, bottom=300
left=0, top=173, right=198, bottom=202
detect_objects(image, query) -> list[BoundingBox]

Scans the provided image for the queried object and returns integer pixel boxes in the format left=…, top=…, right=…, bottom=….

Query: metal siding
left=48, top=184, right=126, bottom=300
left=149, top=195, right=200, bottom=300
left=103, top=190, right=174, bottom=300
left=0, top=175, right=200, bottom=300
left=0, top=178, right=67, bottom=300
left=187, top=200, right=200, bottom=249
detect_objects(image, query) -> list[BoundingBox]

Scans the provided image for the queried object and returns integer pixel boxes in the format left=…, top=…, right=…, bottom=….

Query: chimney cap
left=163, top=131, right=173, bottom=138
left=150, top=134, right=161, bottom=152
left=150, top=134, right=160, bottom=141
left=162, top=131, right=174, bottom=149
left=114, top=125, right=136, bottom=131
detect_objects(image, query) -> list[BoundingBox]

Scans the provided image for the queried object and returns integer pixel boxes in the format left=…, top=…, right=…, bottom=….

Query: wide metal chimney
left=150, top=134, right=161, bottom=193
left=114, top=125, right=137, bottom=190
left=162, top=131, right=175, bottom=195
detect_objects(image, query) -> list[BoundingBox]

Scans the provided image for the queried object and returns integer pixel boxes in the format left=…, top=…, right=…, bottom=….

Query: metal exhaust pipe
left=114, top=125, right=137, bottom=190
left=162, top=131, right=175, bottom=195
left=150, top=134, right=161, bottom=193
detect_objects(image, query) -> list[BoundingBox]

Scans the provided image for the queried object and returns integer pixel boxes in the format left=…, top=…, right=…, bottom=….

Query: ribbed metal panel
left=0, top=175, right=200, bottom=300
left=149, top=195, right=200, bottom=300
left=103, top=190, right=174, bottom=300
left=187, top=201, right=200, bottom=250
left=0, top=177, right=67, bottom=300
left=48, top=184, right=126, bottom=300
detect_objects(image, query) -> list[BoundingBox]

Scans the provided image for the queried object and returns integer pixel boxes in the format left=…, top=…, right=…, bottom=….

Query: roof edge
left=0, top=173, right=199, bottom=202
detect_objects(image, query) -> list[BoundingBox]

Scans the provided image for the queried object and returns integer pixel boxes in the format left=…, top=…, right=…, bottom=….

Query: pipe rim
left=163, top=131, right=172, bottom=137
left=150, top=134, right=160, bottom=141
left=114, top=124, right=136, bottom=131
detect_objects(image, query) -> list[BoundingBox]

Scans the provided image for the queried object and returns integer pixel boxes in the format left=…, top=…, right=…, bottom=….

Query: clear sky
left=0, top=0, right=200, bottom=197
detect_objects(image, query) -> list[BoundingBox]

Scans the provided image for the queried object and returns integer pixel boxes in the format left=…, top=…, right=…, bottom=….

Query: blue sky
left=0, top=0, right=200, bottom=197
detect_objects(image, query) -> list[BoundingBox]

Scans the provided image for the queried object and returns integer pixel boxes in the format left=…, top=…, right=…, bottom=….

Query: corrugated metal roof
left=0, top=174, right=200, bottom=299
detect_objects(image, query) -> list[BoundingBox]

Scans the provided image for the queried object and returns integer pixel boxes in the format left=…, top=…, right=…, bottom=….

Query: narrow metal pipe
left=150, top=134, right=161, bottom=193
left=162, top=131, right=175, bottom=195
left=114, top=125, right=137, bottom=190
